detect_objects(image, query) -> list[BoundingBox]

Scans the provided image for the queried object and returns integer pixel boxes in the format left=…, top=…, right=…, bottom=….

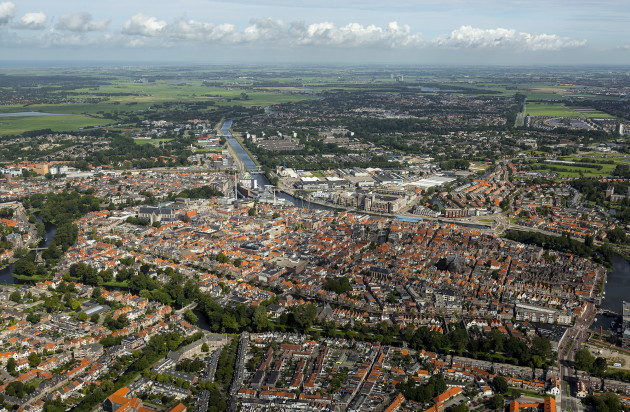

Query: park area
left=526, top=102, right=615, bottom=118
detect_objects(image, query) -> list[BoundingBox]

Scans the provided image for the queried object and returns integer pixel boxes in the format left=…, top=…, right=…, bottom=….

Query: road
left=202, top=348, right=221, bottom=382
left=227, top=332, right=249, bottom=412
left=515, top=99, right=526, bottom=127
left=556, top=283, right=599, bottom=412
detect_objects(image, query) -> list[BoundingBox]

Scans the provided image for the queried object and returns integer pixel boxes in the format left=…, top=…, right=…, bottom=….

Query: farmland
left=0, top=114, right=113, bottom=135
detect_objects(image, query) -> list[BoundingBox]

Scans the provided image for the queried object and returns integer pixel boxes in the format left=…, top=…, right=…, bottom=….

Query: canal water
left=222, top=120, right=329, bottom=211
left=0, top=215, right=56, bottom=284
left=591, top=254, right=630, bottom=332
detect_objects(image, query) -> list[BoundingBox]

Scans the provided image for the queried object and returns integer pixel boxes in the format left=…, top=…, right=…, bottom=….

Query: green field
left=531, top=161, right=618, bottom=178
left=526, top=102, right=615, bottom=118
left=0, top=114, right=113, bottom=135
left=133, top=138, right=173, bottom=145
left=0, top=75, right=317, bottom=134
left=526, top=102, right=580, bottom=117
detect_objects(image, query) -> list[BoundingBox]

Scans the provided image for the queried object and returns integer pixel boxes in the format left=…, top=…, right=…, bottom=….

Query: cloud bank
left=118, top=15, right=425, bottom=48
left=14, top=12, right=47, bottom=30
left=56, top=12, right=110, bottom=32
left=0, top=1, right=16, bottom=25
left=114, top=15, right=585, bottom=52
left=437, top=25, right=586, bottom=51
left=0, top=4, right=588, bottom=56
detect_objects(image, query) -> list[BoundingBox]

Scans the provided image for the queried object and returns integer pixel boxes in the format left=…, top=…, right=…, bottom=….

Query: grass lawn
left=12, top=274, right=51, bottom=282
left=133, top=138, right=173, bottom=145
left=510, top=388, right=545, bottom=399
left=571, top=107, right=615, bottom=119
left=0, top=114, right=113, bottom=134
left=526, top=102, right=579, bottom=117
left=526, top=102, right=615, bottom=119
left=531, top=161, right=618, bottom=178
left=530, top=164, right=614, bottom=178
left=102, top=281, right=129, bottom=288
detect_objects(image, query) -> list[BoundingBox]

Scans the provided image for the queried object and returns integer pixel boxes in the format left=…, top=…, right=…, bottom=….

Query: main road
left=556, top=289, right=598, bottom=412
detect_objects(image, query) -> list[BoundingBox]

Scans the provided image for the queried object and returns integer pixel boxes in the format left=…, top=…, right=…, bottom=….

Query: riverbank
left=0, top=257, right=20, bottom=272
left=279, top=189, right=350, bottom=212
left=229, top=129, right=260, bottom=168
left=591, top=254, right=630, bottom=333
left=0, top=215, right=57, bottom=284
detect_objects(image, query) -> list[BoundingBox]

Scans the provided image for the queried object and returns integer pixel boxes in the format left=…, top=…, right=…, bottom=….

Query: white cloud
left=166, top=18, right=239, bottom=42
left=0, top=1, right=16, bottom=25
left=298, top=21, right=423, bottom=47
left=122, top=13, right=167, bottom=37
left=56, top=12, right=110, bottom=32
left=436, top=25, right=586, bottom=51
left=14, top=12, right=47, bottom=30
left=121, top=15, right=424, bottom=48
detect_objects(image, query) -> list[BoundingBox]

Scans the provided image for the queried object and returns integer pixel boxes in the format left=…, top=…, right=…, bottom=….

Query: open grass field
left=0, top=76, right=317, bottom=133
left=525, top=102, right=614, bottom=118
left=571, top=107, right=615, bottom=118
left=133, top=138, right=173, bottom=145
left=526, top=102, right=580, bottom=117
left=530, top=161, right=618, bottom=178
left=0, top=114, right=113, bottom=135
left=69, top=81, right=316, bottom=109
left=469, top=162, right=493, bottom=172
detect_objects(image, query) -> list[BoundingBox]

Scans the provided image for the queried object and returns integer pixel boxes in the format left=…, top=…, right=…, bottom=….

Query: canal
left=222, top=120, right=330, bottom=211
left=591, top=254, right=630, bottom=332
left=0, top=215, right=56, bottom=284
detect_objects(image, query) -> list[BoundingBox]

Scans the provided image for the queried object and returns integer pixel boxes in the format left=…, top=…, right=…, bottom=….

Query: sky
left=0, top=0, right=629, bottom=66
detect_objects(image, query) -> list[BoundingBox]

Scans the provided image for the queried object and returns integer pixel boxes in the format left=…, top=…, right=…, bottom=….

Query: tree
left=592, top=356, right=608, bottom=376
left=201, top=342, right=210, bottom=352
left=323, top=277, right=352, bottom=294
left=5, top=381, right=25, bottom=398
left=26, top=313, right=41, bottom=324
left=607, top=227, right=627, bottom=244
left=451, top=404, right=469, bottom=412
left=248, top=207, right=256, bottom=216
left=586, top=392, right=623, bottom=412
left=216, top=252, right=229, bottom=263
left=253, top=305, right=269, bottom=331
left=6, top=357, right=16, bottom=373
left=91, top=287, right=102, bottom=299
left=429, top=373, right=447, bottom=396
left=43, top=399, right=66, bottom=412
left=9, top=291, right=20, bottom=303
left=91, top=313, right=100, bottom=323
left=585, top=235, right=594, bottom=247
left=489, top=394, right=505, bottom=411
left=28, top=352, right=41, bottom=368
left=78, top=312, right=88, bottom=322
left=493, top=376, right=508, bottom=394
left=184, top=309, right=198, bottom=325
left=289, top=304, right=317, bottom=329
left=574, top=348, right=595, bottom=372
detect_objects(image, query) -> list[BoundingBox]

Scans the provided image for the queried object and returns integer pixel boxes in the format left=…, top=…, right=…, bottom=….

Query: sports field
left=526, top=102, right=614, bottom=118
